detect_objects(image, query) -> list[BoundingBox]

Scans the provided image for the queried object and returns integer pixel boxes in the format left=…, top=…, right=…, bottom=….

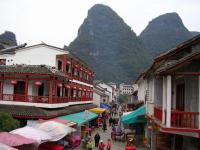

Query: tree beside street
left=0, top=112, right=20, bottom=132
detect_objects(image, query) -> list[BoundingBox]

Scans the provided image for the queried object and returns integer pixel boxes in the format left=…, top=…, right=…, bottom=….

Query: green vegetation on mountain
left=69, top=4, right=151, bottom=83
left=139, top=13, right=193, bottom=57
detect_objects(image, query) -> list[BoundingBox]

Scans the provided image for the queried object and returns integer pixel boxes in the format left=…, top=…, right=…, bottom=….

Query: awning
left=100, top=103, right=111, bottom=110
left=0, top=143, right=18, bottom=150
left=38, top=121, right=76, bottom=141
left=58, top=111, right=98, bottom=126
left=89, top=108, right=107, bottom=114
left=11, top=126, right=52, bottom=144
left=0, top=132, right=36, bottom=147
left=40, top=118, right=77, bottom=127
left=121, top=105, right=146, bottom=125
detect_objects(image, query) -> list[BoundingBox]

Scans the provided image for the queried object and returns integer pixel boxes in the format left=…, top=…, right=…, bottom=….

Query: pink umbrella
left=0, top=132, right=36, bottom=147
left=0, top=143, right=18, bottom=150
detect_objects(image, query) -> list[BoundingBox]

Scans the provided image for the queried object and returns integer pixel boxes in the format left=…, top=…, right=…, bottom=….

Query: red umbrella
left=0, top=132, right=36, bottom=147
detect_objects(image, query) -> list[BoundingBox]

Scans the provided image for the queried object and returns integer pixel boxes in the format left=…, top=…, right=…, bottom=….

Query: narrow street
left=75, top=125, right=146, bottom=150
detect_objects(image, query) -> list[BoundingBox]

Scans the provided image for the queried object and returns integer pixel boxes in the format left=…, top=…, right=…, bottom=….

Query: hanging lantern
left=80, top=67, right=83, bottom=71
left=84, top=89, right=87, bottom=91
left=87, top=89, right=90, bottom=92
left=57, top=83, right=63, bottom=88
left=11, top=80, right=17, bottom=85
left=35, top=81, right=42, bottom=86
left=79, top=87, right=82, bottom=90
left=74, top=64, right=78, bottom=68
left=65, top=84, right=71, bottom=89
left=73, top=86, right=77, bottom=90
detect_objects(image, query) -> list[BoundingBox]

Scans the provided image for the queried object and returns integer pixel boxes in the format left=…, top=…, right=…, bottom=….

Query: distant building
left=119, top=83, right=133, bottom=95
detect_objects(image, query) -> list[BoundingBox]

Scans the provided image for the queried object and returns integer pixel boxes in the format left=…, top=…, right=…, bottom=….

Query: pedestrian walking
left=98, top=140, right=105, bottom=150
left=86, top=139, right=94, bottom=150
left=102, top=122, right=107, bottom=132
left=94, top=132, right=100, bottom=147
left=109, top=117, right=113, bottom=126
left=106, top=139, right=111, bottom=150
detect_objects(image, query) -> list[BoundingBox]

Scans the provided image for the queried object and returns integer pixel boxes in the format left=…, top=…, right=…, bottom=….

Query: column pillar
left=1, top=75, right=4, bottom=100
left=24, top=75, right=28, bottom=102
left=166, top=75, right=172, bottom=127
left=198, top=76, right=200, bottom=128
left=152, top=78, right=155, bottom=102
left=162, top=76, right=167, bottom=125
left=49, top=77, right=53, bottom=104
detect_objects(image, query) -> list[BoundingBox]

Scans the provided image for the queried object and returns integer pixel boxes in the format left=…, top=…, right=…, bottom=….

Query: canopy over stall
left=0, top=143, right=18, bottom=150
left=38, top=121, right=76, bottom=141
left=100, top=103, right=111, bottom=110
left=11, top=126, right=51, bottom=144
left=121, top=106, right=146, bottom=125
left=89, top=108, right=107, bottom=114
left=59, top=111, right=98, bottom=126
left=0, top=132, right=36, bottom=147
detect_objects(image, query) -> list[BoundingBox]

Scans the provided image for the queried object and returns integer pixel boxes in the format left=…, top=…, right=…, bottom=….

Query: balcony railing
left=154, top=107, right=163, bottom=122
left=154, top=106, right=199, bottom=129
left=171, top=110, right=199, bottom=129
left=0, top=94, right=92, bottom=104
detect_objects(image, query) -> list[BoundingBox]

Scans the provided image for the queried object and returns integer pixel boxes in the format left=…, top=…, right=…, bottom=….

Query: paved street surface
left=74, top=125, right=146, bottom=150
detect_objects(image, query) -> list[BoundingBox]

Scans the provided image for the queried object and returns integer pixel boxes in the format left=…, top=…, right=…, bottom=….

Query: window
left=78, top=91, right=82, bottom=98
left=0, top=59, right=6, bottom=65
left=72, top=68, right=77, bottom=76
left=66, top=64, right=71, bottom=73
left=58, top=60, right=62, bottom=71
left=73, top=90, right=77, bottom=97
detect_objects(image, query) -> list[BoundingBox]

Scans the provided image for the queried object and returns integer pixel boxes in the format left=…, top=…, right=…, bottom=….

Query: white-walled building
left=119, top=83, right=133, bottom=95
left=136, top=35, right=200, bottom=150
left=0, top=43, right=95, bottom=120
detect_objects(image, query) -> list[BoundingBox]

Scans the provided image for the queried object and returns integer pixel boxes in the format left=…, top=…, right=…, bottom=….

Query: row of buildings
left=92, top=81, right=136, bottom=107
left=0, top=43, right=96, bottom=123
left=135, top=35, right=200, bottom=149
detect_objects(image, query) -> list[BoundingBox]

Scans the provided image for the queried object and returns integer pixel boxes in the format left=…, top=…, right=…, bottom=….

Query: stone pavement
left=74, top=125, right=146, bottom=150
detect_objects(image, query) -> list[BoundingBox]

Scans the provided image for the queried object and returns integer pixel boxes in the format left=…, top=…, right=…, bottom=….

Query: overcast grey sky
left=0, top=0, right=199, bottom=47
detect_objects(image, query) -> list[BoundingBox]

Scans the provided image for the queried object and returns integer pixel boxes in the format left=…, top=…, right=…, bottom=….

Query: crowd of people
left=84, top=104, right=124, bottom=150
left=86, top=132, right=112, bottom=150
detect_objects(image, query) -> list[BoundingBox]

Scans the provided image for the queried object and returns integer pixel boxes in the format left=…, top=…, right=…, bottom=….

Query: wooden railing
left=154, top=106, right=199, bottom=129
left=154, top=107, right=163, bottom=122
left=171, top=110, right=199, bottom=129
left=0, top=94, right=92, bottom=104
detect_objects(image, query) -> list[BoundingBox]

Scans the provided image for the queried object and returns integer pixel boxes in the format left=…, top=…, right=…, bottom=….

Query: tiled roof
left=155, top=34, right=200, bottom=61
left=0, top=65, right=66, bottom=77
left=155, top=51, right=200, bottom=74
left=0, top=43, right=67, bottom=54
left=0, top=103, right=96, bottom=119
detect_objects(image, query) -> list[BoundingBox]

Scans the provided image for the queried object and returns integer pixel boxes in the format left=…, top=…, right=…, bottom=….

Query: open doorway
left=38, top=83, right=44, bottom=96
left=14, top=81, right=25, bottom=101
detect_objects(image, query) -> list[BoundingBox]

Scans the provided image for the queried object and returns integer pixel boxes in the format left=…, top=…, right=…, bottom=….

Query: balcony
left=154, top=107, right=199, bottom=129
left=0, top=94, right=92, bottom=104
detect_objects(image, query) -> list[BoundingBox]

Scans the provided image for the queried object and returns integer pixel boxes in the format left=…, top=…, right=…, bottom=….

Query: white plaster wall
left=138, top=80, right=146, bottom=101
left=2, top=45, right=67, bottom=67
left=98, top=83, right=113, bottom=102
left=93, top=92, right=101, bottom=106
left=148, top=79, right=153, bottom=101
left=3, top=80, right=14, bottom=94
left=185, top=76, right=199, bottom=112
left=28, top=81, right=33, bottom=95
left=154, top=77, right=163, bottom=107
